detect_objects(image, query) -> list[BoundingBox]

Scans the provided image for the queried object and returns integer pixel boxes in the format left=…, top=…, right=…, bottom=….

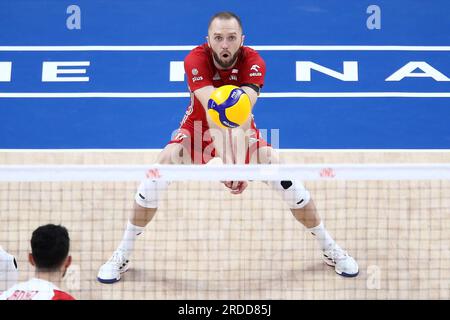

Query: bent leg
left=254, top=146, right=358, bottom=277
left=132, top=142, right=191, bottom=227
left=254, top=146, right=321, bottom=228
left=98, top=143, right=191, bottom=283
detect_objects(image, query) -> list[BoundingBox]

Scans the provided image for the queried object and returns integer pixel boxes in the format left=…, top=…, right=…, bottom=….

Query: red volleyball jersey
left=0, top=278, right=75, bottom=300
left=181, top=44, right=266, bottom=128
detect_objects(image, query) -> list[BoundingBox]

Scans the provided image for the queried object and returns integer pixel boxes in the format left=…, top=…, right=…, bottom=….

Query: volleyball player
left=97, top=11, right=358, bottom=283
left=0, top=224, right=74, bottom=300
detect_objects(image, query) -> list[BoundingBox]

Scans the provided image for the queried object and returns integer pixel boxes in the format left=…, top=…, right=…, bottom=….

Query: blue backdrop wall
left=0, top=0, right=449, bottom=149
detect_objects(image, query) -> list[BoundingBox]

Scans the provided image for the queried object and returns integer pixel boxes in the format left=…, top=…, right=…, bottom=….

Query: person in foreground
left=0, top=246, right=18, bottom=293
left=0, top=224, right=75, bottom=300
left=98, top=11, right=358, bottom=283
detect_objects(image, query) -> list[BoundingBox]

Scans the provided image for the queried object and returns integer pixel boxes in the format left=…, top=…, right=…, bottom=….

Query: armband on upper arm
left=241, top=83, right=261, bottom=95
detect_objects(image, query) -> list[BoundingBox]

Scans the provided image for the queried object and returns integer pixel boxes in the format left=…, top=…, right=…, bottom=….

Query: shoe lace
left=327, top=245, right=349, bottom=261
left=108, top=250, right=126, bottom=267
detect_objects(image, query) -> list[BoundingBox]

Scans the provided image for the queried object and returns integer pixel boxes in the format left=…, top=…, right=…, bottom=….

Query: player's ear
left=65, top=255, right=72, bottom=269
left=28, top=253, right=35, bottom=266
left=206, top=36, right=211, bottom=48
left=61, top=256, right=72, bottom=278
left=241, top=35, right=245, bottom=47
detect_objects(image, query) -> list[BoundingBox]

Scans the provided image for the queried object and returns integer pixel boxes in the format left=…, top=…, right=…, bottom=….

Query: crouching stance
left=98, top=168, right=358, bottom=283
left=97, top=11, right=358, bottom=284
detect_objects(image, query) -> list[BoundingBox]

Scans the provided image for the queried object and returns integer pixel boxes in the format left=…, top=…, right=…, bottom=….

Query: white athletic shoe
left=97, top=250, right=130, bottom=284
left=323, top=244, right=359, bottom=277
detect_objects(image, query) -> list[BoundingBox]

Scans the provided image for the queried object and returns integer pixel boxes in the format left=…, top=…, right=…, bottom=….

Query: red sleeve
left=184, top=47, right=214, bottom=92
left=240, top=50, right=266, bottom=88
left=52, top=290, right=75, bottom=300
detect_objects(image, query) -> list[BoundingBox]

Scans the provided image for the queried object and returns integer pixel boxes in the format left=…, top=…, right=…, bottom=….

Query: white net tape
left=1, top=163, right=449, bottom=299
left=1, top=163, right=450, bottom=181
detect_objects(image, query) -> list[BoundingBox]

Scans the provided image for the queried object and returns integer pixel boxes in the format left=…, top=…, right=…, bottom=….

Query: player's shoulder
left=241, top=45, right=260, bottom=55
left=52, top=290, right=75, bottom=300
left=241, top=46, right=264, bottom=60
left=185, top=43, right=210, bottom=61
left=240, top=46, right=265, bottom=69
left=0, top=285, right=15, bottom=299
left=0, top=282, right=27, bottom=300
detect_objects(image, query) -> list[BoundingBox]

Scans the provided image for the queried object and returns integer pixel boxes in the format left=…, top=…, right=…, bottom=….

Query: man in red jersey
left=97, top=12, right=358, bottom=284
left=0, top=224, right=74, bottom=300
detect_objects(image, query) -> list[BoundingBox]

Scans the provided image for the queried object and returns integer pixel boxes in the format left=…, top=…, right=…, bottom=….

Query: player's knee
left=270, top=180, right=311, bottom=209
left=135, top=179, right=169, bottom=208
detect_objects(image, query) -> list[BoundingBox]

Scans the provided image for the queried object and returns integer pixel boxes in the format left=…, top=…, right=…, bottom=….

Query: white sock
left=117, top=221, right=145, bottom=256
left=307, top=221, right=336, bottom=251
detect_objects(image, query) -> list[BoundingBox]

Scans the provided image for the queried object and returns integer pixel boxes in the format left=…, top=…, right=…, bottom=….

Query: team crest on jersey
left=250, top=65, right=260, bottom=72
left=249, top=64, right=262, bottom=77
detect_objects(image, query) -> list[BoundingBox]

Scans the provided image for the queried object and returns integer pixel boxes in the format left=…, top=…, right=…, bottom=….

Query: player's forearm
left=193, top=86, right=234, bottom=163
left=233, top=85, right=258, bottom=164
left=206, top=120, right=234, bottom=164
left=220, top=86, right=255, bottom=164
left=229, top=117, right=251, bottom=164
left=194, top=85, right=254, bottom=164
left=210, top=110, right=252, bottom=165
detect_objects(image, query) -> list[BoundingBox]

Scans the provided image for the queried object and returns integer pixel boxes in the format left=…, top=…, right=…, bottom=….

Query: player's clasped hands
left=222, top=180, right=248, bottom=194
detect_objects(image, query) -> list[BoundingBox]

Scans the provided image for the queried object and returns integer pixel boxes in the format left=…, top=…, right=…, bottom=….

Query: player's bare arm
left=194, top=84, right=257, bottom=194
left=224, top=85, right=259, bottom=194
left=193, top=85, right=232, bottom=162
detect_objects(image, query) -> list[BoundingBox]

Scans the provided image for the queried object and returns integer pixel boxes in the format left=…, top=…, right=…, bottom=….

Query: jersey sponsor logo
left=232, top=69, right=239, bottom=74
left=250, top=64, right=261, bottom=72
left=229, top=75, right=237, bottom=81
left=249, top=64, right=262, bottom=77
left=185, top=104, right=193, bottom=116
left=192, top=76, right=203, bottom=82
left=180, top=104, right=193, bottom=126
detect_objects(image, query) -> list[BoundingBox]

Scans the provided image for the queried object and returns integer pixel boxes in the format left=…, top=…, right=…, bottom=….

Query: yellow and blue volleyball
left=207, top=85, right=252, bottom=129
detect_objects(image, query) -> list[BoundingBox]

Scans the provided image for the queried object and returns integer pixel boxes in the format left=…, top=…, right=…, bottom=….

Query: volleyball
left=207, top=85, right=252, bottom=128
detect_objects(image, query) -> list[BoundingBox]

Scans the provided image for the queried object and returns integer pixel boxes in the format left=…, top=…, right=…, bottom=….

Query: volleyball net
left=0, top=163, right=449, bottom=299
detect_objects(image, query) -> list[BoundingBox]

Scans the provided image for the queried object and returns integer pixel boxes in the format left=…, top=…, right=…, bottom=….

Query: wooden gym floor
left=0, top=150, right=449, bottom=299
